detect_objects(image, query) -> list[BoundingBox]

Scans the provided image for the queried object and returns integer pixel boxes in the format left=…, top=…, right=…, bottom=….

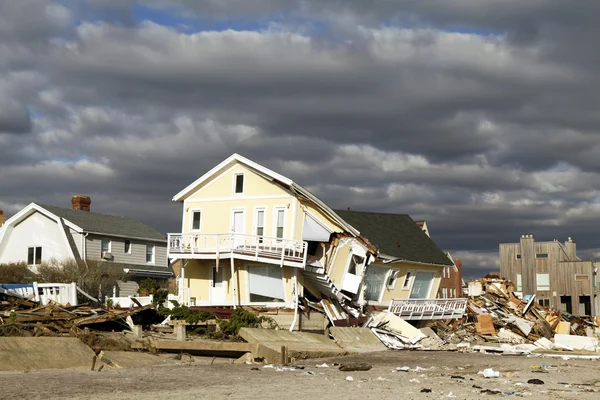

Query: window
left=441, top=287, right=448, bottom=298
left=409, top=271, right=434, bottom=298
left=538, top=299, right=550, bottom=307
left=348, top=255, right=364, bottom=275
left=536, top=273, right=550, bottom=291
left=191, top=210, right=202, bottom=231
left=364, top=267, right=389, bottom=302
left=234, top=173, right=244, bottom=194
left=386, top=270, right=399, bottom=289
left=575, top=274, right=589, bottom=281
left=516, top=254, right=521, bottom=259
left=403, top=271, right=413, bottom=289
left=516, top=273, right=522, bottom=291
left=275, top=208, right=285, bottom=239
left=536, top=253, right=549, bottom=259
left=27, top=247, right=42, bottom=265
left=248, top=265, right=285, bottom=302
left=101, top=239, right=111, bottom=253
left=255, top=209, right=265, bottom=243
left=124, top=240, right=131, bottom=254
left=146, top=244, right=154, bottom=263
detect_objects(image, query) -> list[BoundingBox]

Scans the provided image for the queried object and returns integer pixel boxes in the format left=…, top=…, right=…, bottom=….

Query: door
left=232, top=210, right=244, bottom=248
left=409, top=271, right=434, bottom=299
left=211, top=265, right=226, bottom=305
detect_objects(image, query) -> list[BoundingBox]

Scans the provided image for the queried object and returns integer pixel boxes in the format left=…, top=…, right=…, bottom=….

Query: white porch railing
left=168, top=233, right=308, bottom=268
left=0, top=282, right=78, bottom=306
left=106, top=294, right=179, bottom=308
left=387, top=298, right=468, bottom=320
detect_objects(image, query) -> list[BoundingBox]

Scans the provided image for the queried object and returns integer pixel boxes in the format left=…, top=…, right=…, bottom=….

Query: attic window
left=234, top=173, right=244, bottom=194
left=27, top=247, right=42, bottom=265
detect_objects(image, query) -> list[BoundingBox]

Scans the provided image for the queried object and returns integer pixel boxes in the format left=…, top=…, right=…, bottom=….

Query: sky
left=2, top=1, right=600, bottom=279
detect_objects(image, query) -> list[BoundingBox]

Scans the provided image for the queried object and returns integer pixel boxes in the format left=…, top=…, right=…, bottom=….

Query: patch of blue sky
left=51, top=156, right=88, bottom=164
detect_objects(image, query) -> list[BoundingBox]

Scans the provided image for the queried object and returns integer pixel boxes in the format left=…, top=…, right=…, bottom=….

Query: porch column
left=231, top=258, right=238, bottom=309
left=179, top=259, right=186, bottom=305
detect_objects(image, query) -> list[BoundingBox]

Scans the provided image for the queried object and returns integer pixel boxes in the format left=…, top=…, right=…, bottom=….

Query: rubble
left=366, top=278, right=600, bottom=355
left=1, top=288, right=153, bottom=336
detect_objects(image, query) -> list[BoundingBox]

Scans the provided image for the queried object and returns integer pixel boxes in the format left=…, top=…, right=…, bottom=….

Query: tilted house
left=169, top=154, right=453, bottom=326
left=168, top=154, right=375, bottom=320
left=0, top=196, right=171, bottom=296
left=334, top=211, right=454, bottom=308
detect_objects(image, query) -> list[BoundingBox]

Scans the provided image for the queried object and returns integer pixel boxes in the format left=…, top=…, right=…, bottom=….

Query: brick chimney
left=454, top=258, right=463, bottom=297
left=72, top=195, right=91, bottom=212
left=0, top=210, right=5, bottom=227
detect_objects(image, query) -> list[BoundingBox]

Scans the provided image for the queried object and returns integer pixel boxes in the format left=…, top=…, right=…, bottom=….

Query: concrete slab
left=0, top=337, right=97, bottom=372
left=99, top=351, right=190, bottom=368
left=131, top=339, right=252, bottom=358
left=328, top=327, right=387, bottom=353
left=239, top=328, right=348, bottom=363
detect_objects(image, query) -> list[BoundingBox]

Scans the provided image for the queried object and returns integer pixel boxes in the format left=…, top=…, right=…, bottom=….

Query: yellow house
left=168, top=154, right=453, bottom=326
left=334, top=210, right=454, bottom=310
left=168, top=154, right=375, bottom=318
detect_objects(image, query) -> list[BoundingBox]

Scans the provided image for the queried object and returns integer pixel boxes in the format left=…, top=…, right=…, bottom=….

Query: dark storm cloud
left=1, top=1, right=600, bottom=275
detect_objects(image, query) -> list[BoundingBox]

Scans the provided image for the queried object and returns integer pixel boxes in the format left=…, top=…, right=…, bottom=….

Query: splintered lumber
left=475, top=315, right=496, bottom=335
left=339, top=363, right=372, bottom=372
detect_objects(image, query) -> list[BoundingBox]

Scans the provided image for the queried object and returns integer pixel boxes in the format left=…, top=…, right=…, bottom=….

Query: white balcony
left=168, top=233, right=308, bottom=268
left=387, top=298, right=468, bottom=320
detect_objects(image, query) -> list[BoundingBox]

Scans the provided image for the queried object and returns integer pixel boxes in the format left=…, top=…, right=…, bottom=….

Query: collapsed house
left=168, top=153, right=453, bottom=329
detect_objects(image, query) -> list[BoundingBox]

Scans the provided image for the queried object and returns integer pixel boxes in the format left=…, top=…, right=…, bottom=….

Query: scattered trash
left=304, top=371, right=316, bottom=375
left=420, top=388, right=432, bottom=393
left=479, top=368, right=500, bottom=378
left=409, top=378, right=420, bottom=383
left=375, top=376, right=388, bottom=381
left=316, top=363, right=329, bottom=368
left=345, top=376, right=354, bottom=381
left=394, top=366, right=410, bottom=372
left=446, top=391, right=457, bottom=398
left=480, top=389, right=502, bottom=395
left=263, top=364, right=274, bottom=369
left=251, top=367, right=260, bottom=371
left=527, top=379, right=544, bottom=385
left=450, top=375, right=465, bottom=379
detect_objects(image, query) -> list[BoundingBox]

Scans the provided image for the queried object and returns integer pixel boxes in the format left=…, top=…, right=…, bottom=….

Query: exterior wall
left=180, top=162, right=345, bottom=241
left=86, top=234, right=168, bottom=268
left=328, top=238, right=353, bottom=288
left=0, top=211, right=72, bottom=265
left=499, top=237, right=597, bottom=315
left=439, top=259, right=463, bottom=298
left=183, top=258, right=299, bottom=307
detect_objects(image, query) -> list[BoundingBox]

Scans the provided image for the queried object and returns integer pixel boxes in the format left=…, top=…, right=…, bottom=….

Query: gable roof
left=172, top=153, right=360, bottom=236
left=35, top=203, right=166, bottom=242
left=334, top=210, right=453, bottom=266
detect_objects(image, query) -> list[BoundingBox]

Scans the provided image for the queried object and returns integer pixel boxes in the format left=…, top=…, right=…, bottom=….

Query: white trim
left=190, top=208, right=203, bottom=232
left=173, top=154, right=293, bottom=202
left=124, top=239, right=132, bottom=254
left=230, top=207, right=246, bottom=234
left=402, top=269, right=415, bottom=290
left=233, top=172, right=245, bottom=195
left=291, top=197, right=298, bottom=239
left=253, top=207, right=267, bottom=239
left=101, top=238, right=112, bottom=253
left=386, top=269, right=399, bottom=290
left=273, top=206, right=286, bottom=240
left=185, top=194, right=293, bottom=203
left=146, top=244, right=155, bottom=264
left=245, top=264, right=289, bottom=307
left=303, top=209, right=334, bottom=234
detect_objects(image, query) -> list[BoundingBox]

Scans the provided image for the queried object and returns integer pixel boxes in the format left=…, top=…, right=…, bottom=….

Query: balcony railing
left=168, top=233, right=308, bottom=268
left=387, top=298, right=468, bottom=320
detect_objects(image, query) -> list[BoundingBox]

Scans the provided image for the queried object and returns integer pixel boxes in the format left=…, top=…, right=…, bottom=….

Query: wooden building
left=499, top=235, right=598, bottom=316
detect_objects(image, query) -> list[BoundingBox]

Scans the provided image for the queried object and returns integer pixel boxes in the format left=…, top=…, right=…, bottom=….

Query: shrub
left=0, top=262, right=33, bottom=284
left=157, top=301, right=215, bottom=325
left=219, top=308, right=278, bottom=337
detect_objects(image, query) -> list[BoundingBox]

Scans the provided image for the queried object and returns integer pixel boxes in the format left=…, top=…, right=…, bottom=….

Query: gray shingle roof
left=36, top=203, right=166, bottom=242
left=334, top=210, right=453, bottom=266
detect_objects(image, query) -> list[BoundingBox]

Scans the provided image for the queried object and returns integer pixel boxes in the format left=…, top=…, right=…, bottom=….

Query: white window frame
left=233, top=172, right=245, bottom=195
left=245, top=265, right=288, bottom=306
left=124, top=240, right=131, bottom=254
left=363, top=265, right=390, bottom=304
left=230, top=207, right=246, bottom=233
left=536, top=272, right=550, bottom=291
left=516, top=273, right=522, bottom=291
left=273, top=206, right=286, bottom=240
left=190, top=208, right=202, bottom=232
left=386, top=269, right=399, bottom=290
left=253, top=207, right=266, bottom=242
left=441, top=287, right=448, bottom=298
left=146, top=244, right=155, bottom=264
left=402, top=270, right=415, bottom=290
left=101, top=238, right=112, bottom=253
left=27, top=246, right=43, bottom=266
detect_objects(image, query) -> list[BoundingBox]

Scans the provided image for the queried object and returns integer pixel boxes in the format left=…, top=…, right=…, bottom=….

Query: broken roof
left=334, top=210, right=453, bottom=266
left=36, top=203, right=166, bottom=242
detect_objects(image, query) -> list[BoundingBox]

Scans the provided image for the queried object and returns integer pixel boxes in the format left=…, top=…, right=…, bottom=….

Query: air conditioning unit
left=101, top=251, right=114, bottom=261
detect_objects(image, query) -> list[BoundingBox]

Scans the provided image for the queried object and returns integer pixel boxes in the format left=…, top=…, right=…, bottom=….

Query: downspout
left=289, top=268, right=299, bottom=332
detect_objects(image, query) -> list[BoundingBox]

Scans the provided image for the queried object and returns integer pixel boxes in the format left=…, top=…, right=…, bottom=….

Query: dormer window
left=234, top=173, right=244, bottom=194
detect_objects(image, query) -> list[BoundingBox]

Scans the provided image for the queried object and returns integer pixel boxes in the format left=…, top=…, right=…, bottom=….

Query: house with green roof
left=0, top=196, right=171, bottom=296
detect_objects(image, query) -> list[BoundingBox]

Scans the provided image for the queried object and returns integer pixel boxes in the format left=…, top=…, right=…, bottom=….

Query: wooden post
left=280, top=346, right=287, bottom=365
left=91, top=355, right=97, bottom=371
left=231, top=257, right=237, bottom=309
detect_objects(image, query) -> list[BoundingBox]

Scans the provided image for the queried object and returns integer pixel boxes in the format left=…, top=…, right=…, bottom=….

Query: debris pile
left=1, top=288, right=152, bottom=336
left=365, top=278, right=599, bottom=353
left=425, top=279, right=600, bottom=353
